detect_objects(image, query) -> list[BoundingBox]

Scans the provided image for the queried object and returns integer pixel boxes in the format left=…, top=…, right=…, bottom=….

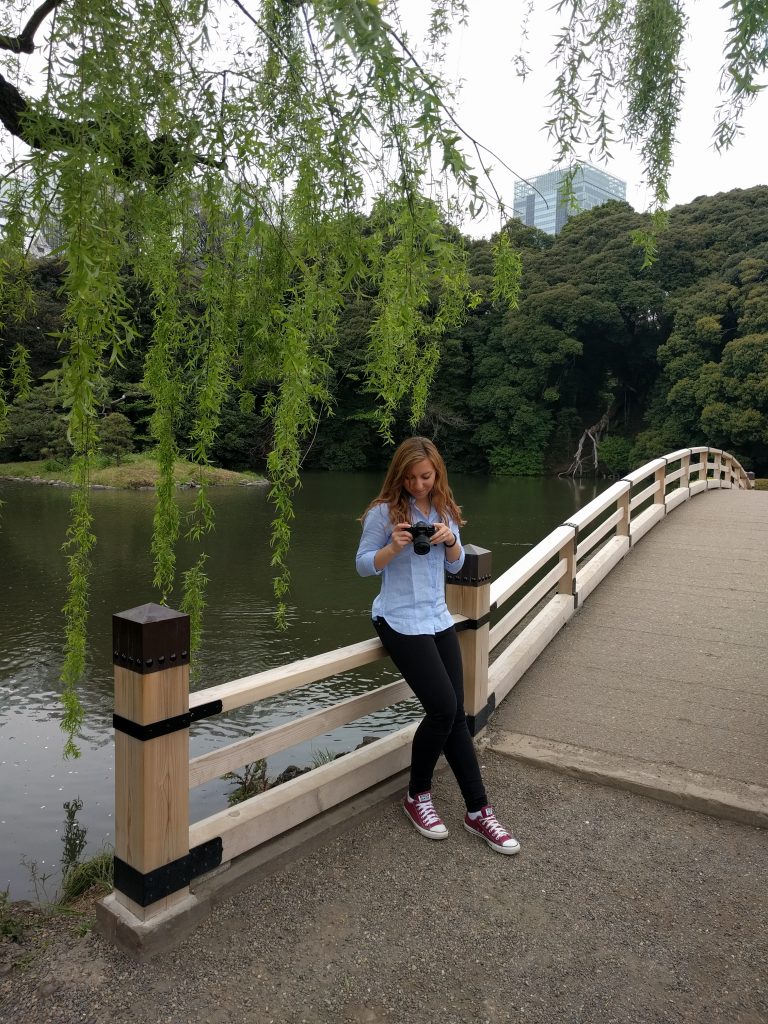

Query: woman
left=356, top=437, right=520, bottom=855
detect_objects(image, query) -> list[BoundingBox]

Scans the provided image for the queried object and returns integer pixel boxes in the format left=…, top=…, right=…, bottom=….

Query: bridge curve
left=489, top=486, right=768, bottom=824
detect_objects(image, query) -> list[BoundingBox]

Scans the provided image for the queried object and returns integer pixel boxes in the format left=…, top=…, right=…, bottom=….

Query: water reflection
left=0, top=472, right=604, bottom=898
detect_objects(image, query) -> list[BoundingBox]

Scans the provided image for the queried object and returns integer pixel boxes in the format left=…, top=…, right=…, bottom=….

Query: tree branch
left=0, top=70, right=223, bottom=181
left=0, top=0, right=63, bottom=54
left=560, top=404, right=616, bottom=478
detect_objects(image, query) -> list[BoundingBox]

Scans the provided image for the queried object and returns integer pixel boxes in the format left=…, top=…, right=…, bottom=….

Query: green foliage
left=59, top=850, right=113, bottom=903
left=491, top=231, right=523, bottom=308
left=10, top=344, right=32, bottom=400
left=61, top=464, right=93, bottom=758
left=224, top=761, right=268, bottom=806
left=714, top=0, right=768, bottom=151
left=0, top=385, right=69, bottom=461
left=98, top=412, right=135, bottom=462
left=60, top=798, right=87, bottom=880
left=487, top=445, right=545, bottom=476
left=57, top=796, right=113, bottom=903
left=544, top=0, right=763, bottom=254
left=639, top=192, right=768, bottom=468
left=0, top=888, right=25, bottom=942
left=0, top=179, right=35, bottom=332
left=598, top=435, right=634, bottom=474
left=0, top=371, right=7, bottom=449
left=311, top=748, right=340, bottom=768
left=180, top=553, right=209, bottom=672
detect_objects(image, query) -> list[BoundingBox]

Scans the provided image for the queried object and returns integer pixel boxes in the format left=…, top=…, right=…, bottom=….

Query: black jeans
left=373, top=617, right=487, bottom=813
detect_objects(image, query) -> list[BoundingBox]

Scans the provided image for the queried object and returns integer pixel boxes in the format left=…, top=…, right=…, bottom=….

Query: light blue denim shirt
left=355, top=499, right=465, bottom=635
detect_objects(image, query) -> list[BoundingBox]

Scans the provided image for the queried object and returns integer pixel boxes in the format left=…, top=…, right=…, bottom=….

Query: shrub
left=0, top=385, right=69, bottom=461
left=99, top=412, right=135, bottom=463
left=598, top=436, right=633, bottom=475
left=488, top=445, right=545, bottom=476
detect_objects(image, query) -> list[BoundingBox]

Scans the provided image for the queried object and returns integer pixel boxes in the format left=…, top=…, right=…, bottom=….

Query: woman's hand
left=431, top=522, right=457, bottom=549
left=373, top=522, right=413, bottom=571
left=390, top=522, right=414, bottom=552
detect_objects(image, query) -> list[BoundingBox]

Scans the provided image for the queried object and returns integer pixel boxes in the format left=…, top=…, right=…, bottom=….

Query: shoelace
left=479, top=814, right=510, bottom=841
left=414, top=798, right=441, bottom=827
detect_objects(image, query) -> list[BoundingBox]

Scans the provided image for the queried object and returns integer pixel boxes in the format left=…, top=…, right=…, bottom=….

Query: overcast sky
left=406, top=0, right=767, bottom=235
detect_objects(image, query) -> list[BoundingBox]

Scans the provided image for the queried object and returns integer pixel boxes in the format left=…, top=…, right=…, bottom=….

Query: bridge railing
left=98, top=447, right=752, bottom=951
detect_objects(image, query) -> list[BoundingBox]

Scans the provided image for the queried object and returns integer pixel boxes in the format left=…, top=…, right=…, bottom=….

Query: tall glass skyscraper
left=513, top=164, right=627, bottom=235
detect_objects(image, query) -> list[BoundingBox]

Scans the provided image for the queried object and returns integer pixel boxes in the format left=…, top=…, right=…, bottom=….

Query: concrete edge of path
left=486, top=729, right=768, bottom=830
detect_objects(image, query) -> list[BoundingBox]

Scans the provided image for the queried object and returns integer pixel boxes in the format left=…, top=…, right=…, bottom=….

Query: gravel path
left=2, top=752, right=767, bottom=1024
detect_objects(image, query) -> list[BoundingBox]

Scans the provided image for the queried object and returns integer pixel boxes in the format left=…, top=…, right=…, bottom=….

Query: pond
left=0, top=471, right=605, bottom=899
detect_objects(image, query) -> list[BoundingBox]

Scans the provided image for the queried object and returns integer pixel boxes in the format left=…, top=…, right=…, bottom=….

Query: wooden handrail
left=189, top=636, right=387, bottom=715
left=490, top=525, right=575, bottom=610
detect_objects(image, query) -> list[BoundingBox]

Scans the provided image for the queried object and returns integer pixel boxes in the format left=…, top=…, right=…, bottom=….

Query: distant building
left=513, top=164, right=627, bottom=235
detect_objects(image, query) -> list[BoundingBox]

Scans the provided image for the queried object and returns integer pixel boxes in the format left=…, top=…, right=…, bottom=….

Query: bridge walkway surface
left=488, top=487, right=768, bottom=821
left=2, top=489, right=767, bottom=1024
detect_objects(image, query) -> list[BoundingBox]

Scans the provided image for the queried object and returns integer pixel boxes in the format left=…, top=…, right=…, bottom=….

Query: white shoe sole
left=463, top=821, right=521, bottom=855
left=403, top=802, right=450, bottom=839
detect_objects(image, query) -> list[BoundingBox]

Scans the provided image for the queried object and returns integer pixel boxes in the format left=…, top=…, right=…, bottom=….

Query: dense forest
left=2, top=185, right=767, bottom=477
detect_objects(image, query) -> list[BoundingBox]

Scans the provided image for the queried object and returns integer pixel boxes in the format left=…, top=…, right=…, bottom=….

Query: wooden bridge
left=95, top=447, right=765, bottom=957
left=488, top=483, right=768, bottom=824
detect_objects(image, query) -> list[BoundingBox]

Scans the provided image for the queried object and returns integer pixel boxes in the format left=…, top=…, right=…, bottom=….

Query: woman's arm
left=373, top=522, right=413, bottom=571
left=355, top=505, right=412, bottom=576
left=443, top=520, right=465, bottom=573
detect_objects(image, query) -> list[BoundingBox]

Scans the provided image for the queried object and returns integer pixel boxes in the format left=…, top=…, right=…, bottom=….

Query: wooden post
left=617, top=485, right=630, bottom=538
left=654, top=463, right=666, bottom=506
left=709, top=450, right=720, bottom=487
left=556, top=531, right=577, bottom=598
left=680, top=452, right=690, bottom=490
left=723, top=453, right=733, bottom=488
left=112, top=603, right=193, bottom=921
left=445, top=545, right=492, bottom=737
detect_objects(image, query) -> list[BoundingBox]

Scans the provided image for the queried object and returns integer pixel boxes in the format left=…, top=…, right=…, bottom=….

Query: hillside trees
left=633, top=188, right=768, bottom=469
left=460, top=202, right=669, bottom=474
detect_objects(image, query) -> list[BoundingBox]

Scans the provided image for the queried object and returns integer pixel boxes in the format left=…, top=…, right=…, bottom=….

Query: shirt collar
left=409, top=496, right=434, bottom=519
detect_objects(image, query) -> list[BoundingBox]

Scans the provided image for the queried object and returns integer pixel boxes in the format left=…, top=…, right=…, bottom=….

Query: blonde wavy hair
left=361, top=436, right=465, bottom=527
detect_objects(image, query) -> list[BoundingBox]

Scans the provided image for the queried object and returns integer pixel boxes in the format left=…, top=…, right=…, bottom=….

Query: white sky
left=408, top=0, right=767, bottom=235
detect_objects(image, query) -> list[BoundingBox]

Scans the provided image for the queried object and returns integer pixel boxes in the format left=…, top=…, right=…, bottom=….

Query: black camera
left=407, top=521, right=436, bottom=555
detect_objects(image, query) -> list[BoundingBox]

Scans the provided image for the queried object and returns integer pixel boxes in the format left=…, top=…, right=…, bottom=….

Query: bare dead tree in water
left=560, top=405, right=616, bottom=478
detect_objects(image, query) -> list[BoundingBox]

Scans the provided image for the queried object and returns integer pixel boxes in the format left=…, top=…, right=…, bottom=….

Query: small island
left=0, top=455, right=267, bottom=490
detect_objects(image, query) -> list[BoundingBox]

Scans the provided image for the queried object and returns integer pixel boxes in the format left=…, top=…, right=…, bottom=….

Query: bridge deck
left=489, top=488, right=768, bottom=811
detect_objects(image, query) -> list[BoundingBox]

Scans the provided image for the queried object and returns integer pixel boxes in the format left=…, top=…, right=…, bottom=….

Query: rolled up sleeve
left=444, top=521, right=465, bottom=574
left=356, top=505, right=389, bottom=577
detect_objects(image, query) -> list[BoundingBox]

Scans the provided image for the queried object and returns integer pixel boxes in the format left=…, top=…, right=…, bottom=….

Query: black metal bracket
left=113, top=837, right=223, bottom=907
left=466, top=694, right=496, bottom=737
left=114, top=711, right=191, bottom=741
left=454, top=612, right=491, bottom=633
left=113, top=699, right=223, bottom=741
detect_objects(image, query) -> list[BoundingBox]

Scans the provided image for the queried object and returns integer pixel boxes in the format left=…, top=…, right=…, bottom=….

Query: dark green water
left=0, top=472, right=604, bottom=899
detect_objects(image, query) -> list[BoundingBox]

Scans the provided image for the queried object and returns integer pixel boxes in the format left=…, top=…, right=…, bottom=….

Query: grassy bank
left=0, top=456, right=266, bottom=489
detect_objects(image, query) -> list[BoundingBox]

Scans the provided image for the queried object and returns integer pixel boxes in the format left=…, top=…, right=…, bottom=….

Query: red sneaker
left=464, top=806, right=520, bottom=855
left=402, top=792, right=449, bottom=840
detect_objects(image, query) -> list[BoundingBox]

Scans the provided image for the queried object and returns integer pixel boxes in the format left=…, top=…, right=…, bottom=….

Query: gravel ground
left=2, top=752, right=767, bottom=1024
